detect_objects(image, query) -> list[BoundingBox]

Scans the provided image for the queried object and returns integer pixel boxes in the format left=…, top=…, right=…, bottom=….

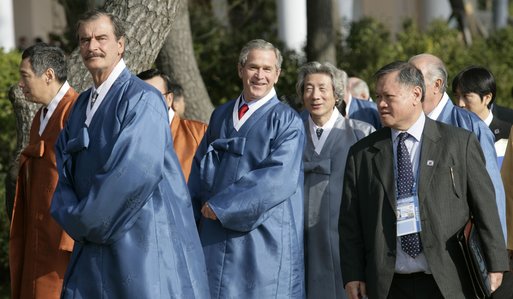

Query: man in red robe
left=137, top=69, right=207, bottom=181
left=9, top=43, right=78, bottom=299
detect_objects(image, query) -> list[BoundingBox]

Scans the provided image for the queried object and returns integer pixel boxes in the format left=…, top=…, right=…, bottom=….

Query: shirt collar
left=427, top=92, right=449, bottom=120
left=46, top=81, right=70, bottom=113
left=91, top=59, right=126, bottom=98
left=484, top=109, right=493, bottom=126
left=168, top=107, right=175, bottom=124
left=392, top=112, right=426, bottom=143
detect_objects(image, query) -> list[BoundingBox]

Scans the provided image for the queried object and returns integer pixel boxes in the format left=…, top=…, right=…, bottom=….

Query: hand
left=489, top=272, right=503, bottom=292
left=345, top=281, right=367, bottom=299
left=201, top=202, right=217, bottom=220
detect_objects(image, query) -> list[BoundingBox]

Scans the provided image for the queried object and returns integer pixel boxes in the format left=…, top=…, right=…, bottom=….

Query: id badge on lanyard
left=396, top=193, right=422, bottom=237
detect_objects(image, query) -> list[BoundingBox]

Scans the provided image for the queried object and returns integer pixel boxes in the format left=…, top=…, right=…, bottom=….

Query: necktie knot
left=90, top=91, right=99, bottom=109
left=398, top=132, right=409, bottom=143
left=316, top=128, right=323, bottom=139
left=238, top=103, right=249, bottom=119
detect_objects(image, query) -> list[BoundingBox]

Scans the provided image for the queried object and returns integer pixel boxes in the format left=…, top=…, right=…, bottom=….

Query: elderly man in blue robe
left=409, top=53, right=507, bottom=243
left=189, top=39, right=306, bottom=298
left=50, top=9, right=209, bottom=298
left=299, top=62, right=375, bottom=299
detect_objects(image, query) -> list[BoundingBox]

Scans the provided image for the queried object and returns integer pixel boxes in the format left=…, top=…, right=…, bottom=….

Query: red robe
left=170, top=115, right=207, bottom=181
left=9, top=88, right=78, bottom=299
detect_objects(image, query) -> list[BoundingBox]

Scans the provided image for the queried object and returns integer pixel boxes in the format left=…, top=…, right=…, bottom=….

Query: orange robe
left=170, top=115, right=207, bottom=181
left=9, top=88, right=78, bottom=299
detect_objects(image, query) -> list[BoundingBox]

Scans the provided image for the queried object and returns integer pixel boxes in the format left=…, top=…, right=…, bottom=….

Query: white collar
left=345, top=95, right=354, bottom=116
left=484, top=109, right=493, bottom=126
left=168, top=108, right=175, bottom=125
left=85, top=59, right=126, bottom=126
left=427, top=92, right=449, bottom=120
left=39, top=81, right=70, bottom=135
left=308, top=108, right=341, bottom=154
left=392, top=112, right=426, bottom=143
left=232, top=87, right=276, bottom=131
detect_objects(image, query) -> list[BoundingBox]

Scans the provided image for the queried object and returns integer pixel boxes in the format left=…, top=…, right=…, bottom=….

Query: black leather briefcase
left=456, top=218, right=492, bottom=299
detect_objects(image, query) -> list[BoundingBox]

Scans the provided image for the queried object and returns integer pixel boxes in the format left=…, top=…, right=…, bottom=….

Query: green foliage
left=0, top=49, right=19, bottom=296
left=336, top=18, right=513, bottom=108
left=190, top=0, right=302, bottom=107
left=0, top=50, right=20, bottom=174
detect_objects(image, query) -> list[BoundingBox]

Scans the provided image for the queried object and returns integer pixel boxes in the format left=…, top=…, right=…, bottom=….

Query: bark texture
left=156, top=0, right=214, bottom=123
left=6, top=0, right=181, bottom=217
left=306, top=0, right=338, bottom=65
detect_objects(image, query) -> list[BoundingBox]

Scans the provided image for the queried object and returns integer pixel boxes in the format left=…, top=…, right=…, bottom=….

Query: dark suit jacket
left=340, top=117, right=508, bottom=299
left=490, top=116, right=512, bottom=142
left=492, top=104, right=513, bottom=125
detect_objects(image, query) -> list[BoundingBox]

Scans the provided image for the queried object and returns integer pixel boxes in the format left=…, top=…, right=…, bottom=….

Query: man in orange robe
left=137, top=69, right=207, bottom=181
left=9, top=43, right=77, bottom=299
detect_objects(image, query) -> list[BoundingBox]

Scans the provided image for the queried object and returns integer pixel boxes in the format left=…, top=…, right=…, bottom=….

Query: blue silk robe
left=347, top=96, right=382, bottom=129
left=50, top=69, right=209, bottom=298
left=302, top=111, right=374, bottom=299
left=437, top=99, right=507, bottom=241
left=189, top=96, right=306, bottom=298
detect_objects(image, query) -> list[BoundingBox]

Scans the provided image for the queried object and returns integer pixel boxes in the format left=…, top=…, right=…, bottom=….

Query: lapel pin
left=427, top=160, right=434, bottom=166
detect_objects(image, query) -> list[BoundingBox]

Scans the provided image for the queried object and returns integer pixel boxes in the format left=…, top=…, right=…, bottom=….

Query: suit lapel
left=372, top=128, right=396, bottom=210
left=417, top=118, right=442, bottom=202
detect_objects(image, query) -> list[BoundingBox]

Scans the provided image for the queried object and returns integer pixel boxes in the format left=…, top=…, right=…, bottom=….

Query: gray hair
left=238, top=39, right=283, bottom=70
left=296, top=61, right=345, bottom=105
left=21, top=43, right=68, bottom=83
left=409, top=54, right=447, bottom=93
left=374, top=61, right=425, bottom=102
left=349, top=78, right=370, bottom=99
left=76, top=9, right=126, bottom=41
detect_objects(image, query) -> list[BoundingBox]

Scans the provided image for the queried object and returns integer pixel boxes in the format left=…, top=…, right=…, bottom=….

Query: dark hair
left=374, top=61, right=425, bottom=102
left=76, top=9, right=126, bottom=41
left=137, top=68, right=184, bottom=100
left=452, top=66, right=496, bottom=108
left=21, top=42, right=68, bottom=82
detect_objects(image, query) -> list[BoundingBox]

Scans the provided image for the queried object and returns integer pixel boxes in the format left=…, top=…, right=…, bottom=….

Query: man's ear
left=165, top=93, right=174, bottom=109
left=433, top=78, right=443, bottom=94
left=238, top=64, right=243, bottom=79
left=412, top=85, right=423, bottom=105
left=483, top=93, right=492, bottom=107
left=44, top=68, right=55, bottom=84
left=117, top=36, right=125, bottom=56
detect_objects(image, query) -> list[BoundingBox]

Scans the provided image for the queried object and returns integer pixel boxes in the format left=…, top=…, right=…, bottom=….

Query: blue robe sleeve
left=473, top=119, right=507, bottom=242
left=51, top=91, right=170, bottom=244
left=207, top=119, right=305, bottom=232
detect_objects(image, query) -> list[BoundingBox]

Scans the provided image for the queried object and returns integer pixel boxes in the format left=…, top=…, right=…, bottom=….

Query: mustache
left=85, top=52, right=105, bottom=60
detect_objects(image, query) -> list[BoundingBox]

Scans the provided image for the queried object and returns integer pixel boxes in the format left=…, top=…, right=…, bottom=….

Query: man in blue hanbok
left=409, top=54, right=507, bottom=243
left=50, top=10, right=209, bottom=298
left=189, top=39, right=306, bottom=298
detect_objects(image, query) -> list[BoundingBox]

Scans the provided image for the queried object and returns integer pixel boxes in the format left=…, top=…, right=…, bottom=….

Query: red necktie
left=238, top=103, right=249, bottom=119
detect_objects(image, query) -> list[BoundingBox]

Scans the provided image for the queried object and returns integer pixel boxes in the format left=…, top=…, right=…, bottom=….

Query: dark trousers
left=387, top=273, right=444, bottom=299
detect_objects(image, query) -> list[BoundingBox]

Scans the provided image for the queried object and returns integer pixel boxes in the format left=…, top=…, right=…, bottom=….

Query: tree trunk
left=306, top=0, right=338, bottom=64
left=156, top=0, right=214, bottom=123
left=6, top=0, right=181, bottom=218
left=493, top=0, right=508, bottom=30
left=68, top=0, right=181, bottom=92
left=5, top=87, right=40, bottom=219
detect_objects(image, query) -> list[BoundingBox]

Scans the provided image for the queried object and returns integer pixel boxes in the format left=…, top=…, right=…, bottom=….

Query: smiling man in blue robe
left=189, top=39, right=306, bottom=298
left=50, top=9, right=209, bottom=298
